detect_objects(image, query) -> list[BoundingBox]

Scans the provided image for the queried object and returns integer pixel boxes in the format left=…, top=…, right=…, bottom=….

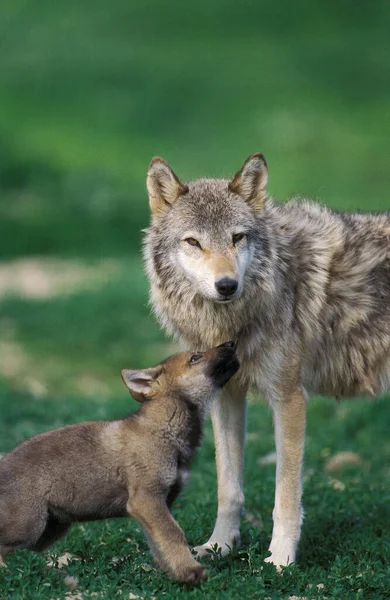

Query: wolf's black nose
left=215, top=277, right=238, bottom=296
left=221, top=341, right=236, bottom=348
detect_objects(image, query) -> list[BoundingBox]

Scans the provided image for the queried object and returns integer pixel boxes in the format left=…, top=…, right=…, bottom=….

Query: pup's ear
left=147, top=157, right=188, bottom=216
left=229, top=153, right=268, bottom=210
left=121, top=367, right=161, bottom=402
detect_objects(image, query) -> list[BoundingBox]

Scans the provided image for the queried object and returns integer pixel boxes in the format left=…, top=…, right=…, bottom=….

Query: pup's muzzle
left=209, top=341, right=240, bottom=387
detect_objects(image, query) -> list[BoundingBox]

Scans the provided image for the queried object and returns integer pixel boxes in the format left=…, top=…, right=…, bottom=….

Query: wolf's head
left=145, top=154, right=269, bottom=304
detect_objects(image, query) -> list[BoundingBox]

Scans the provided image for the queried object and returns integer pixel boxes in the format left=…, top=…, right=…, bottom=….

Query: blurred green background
left=0, top=2, right=389, bottom=598
left=1, top=0, right=389, bottom=398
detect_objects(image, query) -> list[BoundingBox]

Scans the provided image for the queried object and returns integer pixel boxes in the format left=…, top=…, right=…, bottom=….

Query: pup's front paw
left=177, top=563, right=207, bottom=584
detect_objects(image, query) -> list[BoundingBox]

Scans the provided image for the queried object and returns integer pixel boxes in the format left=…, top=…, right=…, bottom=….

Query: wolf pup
left=144, top=153, right=390, bottom=568
left=0, top=342, right=239, bottom=583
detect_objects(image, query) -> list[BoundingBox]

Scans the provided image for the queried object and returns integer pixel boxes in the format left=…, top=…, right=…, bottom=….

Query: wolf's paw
left=264, top=537, right=297, bottom=571
left=193, top=531, right=241, bottom=558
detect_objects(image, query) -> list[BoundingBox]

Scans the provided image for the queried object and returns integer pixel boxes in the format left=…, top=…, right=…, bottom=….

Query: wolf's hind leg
left=194, top=380, right=247, bottom=557
left=265, top=387, right=306, bottom=569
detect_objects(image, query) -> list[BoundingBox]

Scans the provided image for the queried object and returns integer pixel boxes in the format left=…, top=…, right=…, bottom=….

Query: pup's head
left=146, top=153, right=268, bottom=303
left=121, top=342, right=239, bottom=407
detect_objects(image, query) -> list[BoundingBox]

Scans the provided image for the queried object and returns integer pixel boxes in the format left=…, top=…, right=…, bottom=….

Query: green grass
left=1, top=390, right=389, bottom=599
left=1, top=0, right=390, bottom=598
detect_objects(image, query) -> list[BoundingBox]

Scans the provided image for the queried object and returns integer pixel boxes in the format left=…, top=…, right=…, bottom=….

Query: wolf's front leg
left=194, top=380, right=247, bottom=557
left=265, top=387, right=306, bottom=569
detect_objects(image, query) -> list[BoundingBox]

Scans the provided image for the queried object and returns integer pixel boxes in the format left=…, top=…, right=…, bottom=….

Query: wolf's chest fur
left=147, top=198, right=390, bottom=401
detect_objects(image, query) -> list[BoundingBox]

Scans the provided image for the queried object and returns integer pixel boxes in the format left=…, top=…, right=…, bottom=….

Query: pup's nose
left=220, top=341, right=236, bottom=349
left=215, top=277, right=238, bottom=297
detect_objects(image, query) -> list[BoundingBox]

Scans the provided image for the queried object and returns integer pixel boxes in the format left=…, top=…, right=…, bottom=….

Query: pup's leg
left=194, top=380, right=247, bottom=557
left=0, top=503, right=48, bottom=554
left=265, top=387, right=306, bottom=569
left=128, top=494, right=207, bottom=584
left=142, top=530, right=161, bottom=565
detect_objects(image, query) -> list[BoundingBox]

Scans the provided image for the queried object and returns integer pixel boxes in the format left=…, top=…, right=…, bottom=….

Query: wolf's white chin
left=213, top=297, right=238, bottom=304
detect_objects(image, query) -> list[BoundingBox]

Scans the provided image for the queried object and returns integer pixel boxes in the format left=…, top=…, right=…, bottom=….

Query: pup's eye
left=232, top=233, right=245, bottom=245
left=189, top=353, right=202, bottom=364
left=185, top=238, right=201, bottom=248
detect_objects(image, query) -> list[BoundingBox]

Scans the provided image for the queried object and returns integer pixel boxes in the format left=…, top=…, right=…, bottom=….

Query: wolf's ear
left=229, top=153, right=268, bottom=210
left=147, top=157, right=188, bottom=216
left=121, top=367, right=161, bottom=402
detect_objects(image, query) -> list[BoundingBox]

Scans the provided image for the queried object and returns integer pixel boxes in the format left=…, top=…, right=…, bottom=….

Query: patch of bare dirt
left=244, top=512, right=263, bottom=529
left=0, top=339, right=47, bottom=396
left=324, top=451, right=362, bottom=472
left=0, top=258, right=120, bottom=300
left=257, top=451, right=277, bottom=466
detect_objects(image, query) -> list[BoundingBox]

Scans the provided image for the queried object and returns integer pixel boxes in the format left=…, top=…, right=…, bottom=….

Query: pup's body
left=0, top=343, right=239, bottom=583
left=144, top=153, right=390, bottom=568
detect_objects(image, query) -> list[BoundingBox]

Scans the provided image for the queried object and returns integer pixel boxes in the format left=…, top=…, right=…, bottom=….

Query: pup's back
left=0, top=421, right=130, bottom=526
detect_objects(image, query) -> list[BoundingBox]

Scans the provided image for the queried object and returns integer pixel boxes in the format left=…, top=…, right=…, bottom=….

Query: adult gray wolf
left=144, top=152, right=390, bottom=568
left=0, top=342, right=239, bottom=583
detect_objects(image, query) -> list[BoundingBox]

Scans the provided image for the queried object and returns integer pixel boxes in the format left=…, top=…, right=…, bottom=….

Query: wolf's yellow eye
left=185, top=238, right=201, bottom=248
left=232, top=233, right=245, bottom=245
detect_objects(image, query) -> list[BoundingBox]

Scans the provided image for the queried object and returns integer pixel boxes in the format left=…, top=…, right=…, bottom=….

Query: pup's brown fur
left=0, top=343, right=239, bottom=583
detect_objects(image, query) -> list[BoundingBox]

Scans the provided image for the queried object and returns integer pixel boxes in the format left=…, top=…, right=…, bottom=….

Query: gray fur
left=144, top=153, right=390, bottom=567
left=145, top=172, right=390, bottom=401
